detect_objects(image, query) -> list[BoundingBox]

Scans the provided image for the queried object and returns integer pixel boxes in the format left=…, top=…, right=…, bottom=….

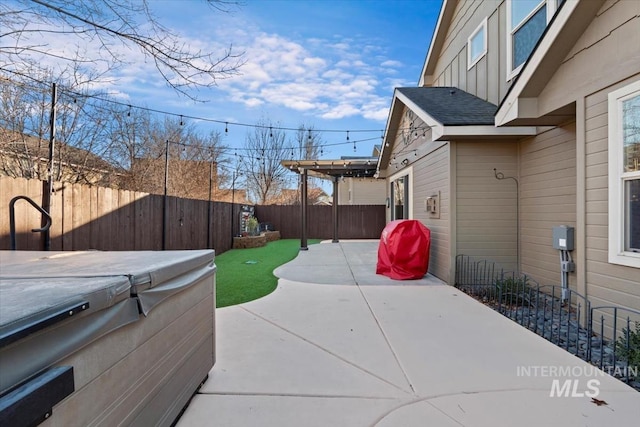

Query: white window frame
left=388, top=166, right=413, bottom=221
left=506, top=0, right=561, bottom=81
left=608, top=79, right=640, bottom=268
left=467, top=18, right=487, bottom=70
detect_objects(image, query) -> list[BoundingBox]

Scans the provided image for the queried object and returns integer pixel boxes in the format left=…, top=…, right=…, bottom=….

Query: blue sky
left=115, top=0, right=442, bottom=159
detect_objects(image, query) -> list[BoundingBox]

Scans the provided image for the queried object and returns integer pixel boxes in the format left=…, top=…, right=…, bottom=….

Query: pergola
left=280, top=159, right=378, bottom=250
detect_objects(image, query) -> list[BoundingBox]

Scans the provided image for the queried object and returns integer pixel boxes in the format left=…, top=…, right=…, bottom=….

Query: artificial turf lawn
left=215, top=239, right=321, bottom=307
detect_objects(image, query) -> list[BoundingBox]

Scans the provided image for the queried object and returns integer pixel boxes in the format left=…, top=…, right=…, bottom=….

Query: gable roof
left=397, top=87, right=496, bottom=126
left=377, top=87, right=536, bottom=171
left=391, top=86, right=535, bottom=142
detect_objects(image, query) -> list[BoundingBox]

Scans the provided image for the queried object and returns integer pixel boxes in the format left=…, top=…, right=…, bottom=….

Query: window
left=467, top=18, right=487, bottom=70
left=506, top=0, right=561, bottom=80
left=608, top=80, right=640, bottom=268
left=391, top=175, right=409, bottom=220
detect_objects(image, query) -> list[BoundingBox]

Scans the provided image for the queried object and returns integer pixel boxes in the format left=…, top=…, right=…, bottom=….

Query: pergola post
left=300, top=168, right=308, bottom=251
left=332, top=176, right=339, bottom=243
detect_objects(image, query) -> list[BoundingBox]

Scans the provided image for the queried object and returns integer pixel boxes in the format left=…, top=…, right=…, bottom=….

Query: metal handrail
left=9, top=195, right=52, bottom=250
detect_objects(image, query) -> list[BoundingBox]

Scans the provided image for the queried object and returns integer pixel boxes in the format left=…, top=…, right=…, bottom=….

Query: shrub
left=615, top=322, right=640, bottom=378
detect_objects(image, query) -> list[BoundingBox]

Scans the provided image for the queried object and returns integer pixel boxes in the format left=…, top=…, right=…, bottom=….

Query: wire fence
left=455, top=254, right=640, bottom=389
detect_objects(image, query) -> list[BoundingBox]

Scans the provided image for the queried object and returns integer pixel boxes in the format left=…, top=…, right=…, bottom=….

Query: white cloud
left=381, top=59, right=403, bottom=67
left=7, top=9, right=399, bottom=127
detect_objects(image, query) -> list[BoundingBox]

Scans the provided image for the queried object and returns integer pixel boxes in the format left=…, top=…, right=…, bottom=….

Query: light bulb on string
left=269, top=127, right=273, bottom=138
left=225, top=122, right=228, bottom=133
left=346, top=130, right=350, bottom=141
left=353, top=140, right=356, bottom=152
left=180, top=115, right=184, bottom=126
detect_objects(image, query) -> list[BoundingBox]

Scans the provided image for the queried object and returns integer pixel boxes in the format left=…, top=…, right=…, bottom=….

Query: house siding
left=337, top=178, right=386, bottom=205
left=455, top=141, right=518, bottom=272
left=519, top=124, right=577, bottom=289
left=383, top=103, right=450, bottom=282
left=585, top=80, right=640, bottom=311
left=412, top=143, right=451, bottom=283
left=536, top=0, right=640, bottom=118
left=523, top=0, right=640, bottom=313
left=430, top=0, right=509, bottom=105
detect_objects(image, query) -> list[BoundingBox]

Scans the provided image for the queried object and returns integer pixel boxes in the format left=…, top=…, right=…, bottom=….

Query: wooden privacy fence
left=1, top=176, right=387, bottom=253
left=255, top=204, right=386, bottom=240
left=0, top=176, right=242, bottom=254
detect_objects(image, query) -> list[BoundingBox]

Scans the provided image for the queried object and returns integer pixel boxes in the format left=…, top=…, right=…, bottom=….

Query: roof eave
left=419, top=0, right=454, bottom=87
left=495, top=0, right=604, bottom=127
left=434, top=125, right=537, bottom=141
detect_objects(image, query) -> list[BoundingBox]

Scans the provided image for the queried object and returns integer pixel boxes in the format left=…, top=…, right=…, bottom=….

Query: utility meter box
left=552, top=225, right=575, bottom=251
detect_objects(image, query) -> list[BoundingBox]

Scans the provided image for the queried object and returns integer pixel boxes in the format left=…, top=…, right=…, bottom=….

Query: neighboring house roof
left=397, top=87, right=496, bottom=126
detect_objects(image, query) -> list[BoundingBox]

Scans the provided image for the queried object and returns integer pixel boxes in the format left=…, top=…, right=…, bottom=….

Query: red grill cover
left=376, top=220, right=431, bottom=280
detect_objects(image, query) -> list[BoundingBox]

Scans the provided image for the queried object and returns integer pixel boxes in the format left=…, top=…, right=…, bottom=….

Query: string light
left=3, top=69, right=435, bottom=168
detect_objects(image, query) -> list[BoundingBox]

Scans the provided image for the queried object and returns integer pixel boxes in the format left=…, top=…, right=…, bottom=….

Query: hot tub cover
left=0, top=250, right=215, bottom=315
left=0, top=249, right=215, bottom=395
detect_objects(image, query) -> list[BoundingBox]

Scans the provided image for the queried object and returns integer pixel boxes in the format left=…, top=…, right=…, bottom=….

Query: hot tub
left=0, top=250, right=216, bottom=426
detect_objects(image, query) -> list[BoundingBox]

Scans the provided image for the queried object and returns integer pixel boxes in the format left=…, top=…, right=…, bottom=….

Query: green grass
left=215, top=239, right=321, bottom=308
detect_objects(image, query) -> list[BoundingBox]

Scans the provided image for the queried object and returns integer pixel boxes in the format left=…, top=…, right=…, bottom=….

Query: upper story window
left=608, top=79, right=640, bottom=268
left=507, top=0, right=562, bottom=80
left=467, top=18, right=487, bottom=70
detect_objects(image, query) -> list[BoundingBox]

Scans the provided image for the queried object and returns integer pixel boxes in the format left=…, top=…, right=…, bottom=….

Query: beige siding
left=519, top=124, right=577, bottom=288
left=383, top=102, right=450, bottom=282
left=585, top=78, right=640, bottom=311
left=337, top=178, right=386, bottom=205
left=430, top=0, right=509, bottom=104
left=537, top=0, right=640, bottom=117
left=456, top=141, right=518, bottom=271
left=412, top=144, right=451, bottom=283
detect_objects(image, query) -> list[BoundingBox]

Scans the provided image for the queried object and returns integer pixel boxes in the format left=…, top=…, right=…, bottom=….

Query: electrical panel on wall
left=425, top=191, right=440, bottom=219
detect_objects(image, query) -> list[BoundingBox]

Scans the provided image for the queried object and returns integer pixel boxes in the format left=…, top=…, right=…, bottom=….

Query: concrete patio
left=177, top=240, right=640, bottom=426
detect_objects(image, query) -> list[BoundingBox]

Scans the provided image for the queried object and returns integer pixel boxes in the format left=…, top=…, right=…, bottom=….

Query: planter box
left=262, top=231, right=281, bottom=242
left=233, top=235, right=266, bottom=249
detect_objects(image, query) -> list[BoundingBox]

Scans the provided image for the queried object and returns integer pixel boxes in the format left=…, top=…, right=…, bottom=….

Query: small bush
left=615, top=322, right=640, bottom=378
left=496, top=275, right=532, bottom=306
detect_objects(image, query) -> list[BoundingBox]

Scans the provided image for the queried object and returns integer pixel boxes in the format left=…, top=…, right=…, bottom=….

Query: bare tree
left=289, top=124, right=322, bottom=161
left=0, top=70, right=120, bottom=185
left=0, top=0, right=244, bottom=100
left=121, top=116, right=228, bottom=198
left=282, top=124, right=325, bottom=204
left=242, top=120, right=292, bottom=204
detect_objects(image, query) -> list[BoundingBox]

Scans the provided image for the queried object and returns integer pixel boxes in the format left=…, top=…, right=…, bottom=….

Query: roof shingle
left=397, top=87, right=497, bottom=126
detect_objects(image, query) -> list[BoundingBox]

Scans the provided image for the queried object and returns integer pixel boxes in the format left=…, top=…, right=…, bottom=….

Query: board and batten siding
left=585, top=79, right=640, bottom=311
left=455, top=141, right=518, bottom=272
left=429, top=0, right=510, bottom=105
left=519, top=124, right=577, bottom=289
left=412, top=143, right=451, bottom=283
